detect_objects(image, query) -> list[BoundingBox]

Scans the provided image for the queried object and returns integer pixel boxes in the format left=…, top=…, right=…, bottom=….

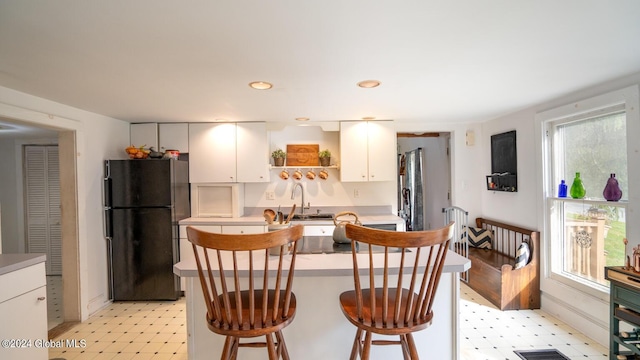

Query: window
left=543, top=97, right=630, bottom=292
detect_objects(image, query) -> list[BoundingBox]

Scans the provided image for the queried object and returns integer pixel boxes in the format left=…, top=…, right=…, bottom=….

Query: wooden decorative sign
left=286, top=144, right=319, bottom=166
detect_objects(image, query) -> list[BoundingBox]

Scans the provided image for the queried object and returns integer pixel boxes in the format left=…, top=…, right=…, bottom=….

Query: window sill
left=549, top=197, right=628, bottom=206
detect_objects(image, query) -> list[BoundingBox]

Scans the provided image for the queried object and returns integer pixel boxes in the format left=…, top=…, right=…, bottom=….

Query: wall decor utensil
left=306, top=170, right=316, bottom=180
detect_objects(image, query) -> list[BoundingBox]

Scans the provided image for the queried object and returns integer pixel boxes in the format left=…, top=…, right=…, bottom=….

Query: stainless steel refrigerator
left=104, top=159, right=190, bottom=301
left=398, top=148, right=425, bottom=231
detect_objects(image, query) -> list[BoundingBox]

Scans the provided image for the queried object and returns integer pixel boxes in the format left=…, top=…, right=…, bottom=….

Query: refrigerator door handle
left=106, top=236, right=114, bottom=301
left=104, top=209, right=113, bottom=239
left=102, top=173, right=113, bottom=239
left=103, top=178, right=112, bottom=209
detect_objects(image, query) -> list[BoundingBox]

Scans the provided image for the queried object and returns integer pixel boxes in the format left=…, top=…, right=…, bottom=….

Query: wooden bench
left=467, top=217, right=540, bottom=310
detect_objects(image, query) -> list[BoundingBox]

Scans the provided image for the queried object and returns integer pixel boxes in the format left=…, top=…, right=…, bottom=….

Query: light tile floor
left=460, top=283, right=607, bottom=359
left=48, top=300, right=187, bottom=360
left=48, top=282, right=608, bottom=360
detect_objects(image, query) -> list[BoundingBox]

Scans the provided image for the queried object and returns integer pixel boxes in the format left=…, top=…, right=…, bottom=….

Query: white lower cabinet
left=302, top=225, right=335, bottom=236
left=220, top=225, right=266, bottom=234
left=0, top=262, right=47, bottom=360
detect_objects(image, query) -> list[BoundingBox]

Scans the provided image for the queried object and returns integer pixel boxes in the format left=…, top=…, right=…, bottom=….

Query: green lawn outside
left=605, top=219, right=626, bottom=267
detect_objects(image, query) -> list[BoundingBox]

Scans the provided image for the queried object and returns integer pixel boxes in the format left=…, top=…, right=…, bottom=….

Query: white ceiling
left=1, top=1, right=640, bottom=128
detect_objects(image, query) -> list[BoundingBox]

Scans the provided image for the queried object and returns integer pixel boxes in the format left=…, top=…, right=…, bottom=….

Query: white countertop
left=0, top=253, right=47, bottom=276
left=179, top=214, right=405, bottom=227
left=174, top=249, right=470, bottom=278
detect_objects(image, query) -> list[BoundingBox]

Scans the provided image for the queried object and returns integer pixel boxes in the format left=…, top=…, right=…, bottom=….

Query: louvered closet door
left=24, top=145, right=61, bottom=275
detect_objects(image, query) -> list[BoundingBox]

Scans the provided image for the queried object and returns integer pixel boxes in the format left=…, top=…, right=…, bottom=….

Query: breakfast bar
left=174, top=244, right=470, bottom=359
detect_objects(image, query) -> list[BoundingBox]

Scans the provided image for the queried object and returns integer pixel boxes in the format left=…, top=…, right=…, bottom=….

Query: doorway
left=0, top=115, right=80, bottom=332
left=397, top=132, right=452, bottom=230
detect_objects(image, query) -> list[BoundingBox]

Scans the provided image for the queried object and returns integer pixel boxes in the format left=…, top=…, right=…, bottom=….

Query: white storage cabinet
left=0, top=261, right=48, bottom=360
left=130, top=123, right=159, bottom=150
left=189, top=122, right=269, bottom=183
left=159, top=123, right=189, bottom=153
left=340, top=121, right=396, bottom=182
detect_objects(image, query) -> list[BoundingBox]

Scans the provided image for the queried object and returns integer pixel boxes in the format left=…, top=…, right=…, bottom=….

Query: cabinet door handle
left=37, top=296, right=46, bottom=301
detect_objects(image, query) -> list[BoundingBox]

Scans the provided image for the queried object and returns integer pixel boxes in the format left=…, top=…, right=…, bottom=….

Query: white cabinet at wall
left=159, top=123, right=189, bottom=152
left=340, top=121, right=396, bottom=182
left=236, top=123, right=269, bottom=182
left=189, top=122, right=269, bottom=183
left=131, top=123, right=189, bottom=153
left=0, top=260, right=47, bottom=360
left=130, top=123, right=158, bottom=150
left=189, top=123, right=236, bottom=182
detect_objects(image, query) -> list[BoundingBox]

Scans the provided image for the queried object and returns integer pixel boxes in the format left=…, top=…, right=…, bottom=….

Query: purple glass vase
left=603, top=173, right=622, bottom=201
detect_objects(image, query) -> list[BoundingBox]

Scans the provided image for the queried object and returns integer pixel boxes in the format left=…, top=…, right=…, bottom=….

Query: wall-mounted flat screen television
left=491, top=130, right=517, bottom=175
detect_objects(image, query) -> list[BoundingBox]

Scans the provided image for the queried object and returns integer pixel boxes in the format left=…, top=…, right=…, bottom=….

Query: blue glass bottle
left=558, top=180, right=567, bottom=198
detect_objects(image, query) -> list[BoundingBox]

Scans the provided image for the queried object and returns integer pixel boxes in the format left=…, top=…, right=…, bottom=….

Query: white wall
left=0, top=138, right=19, bottom=253
left=0, top=85, right=130, bottom=320
left=479, top=71, right=640, bottom=346
left=480, top=114, right=538, bottom=229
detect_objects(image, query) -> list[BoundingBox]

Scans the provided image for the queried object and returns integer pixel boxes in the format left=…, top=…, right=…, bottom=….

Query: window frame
left=537, top=85, right=638, bottom=300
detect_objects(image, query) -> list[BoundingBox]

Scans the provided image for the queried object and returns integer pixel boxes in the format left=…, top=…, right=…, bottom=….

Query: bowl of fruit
left=125, top=145, right=151, bottom=159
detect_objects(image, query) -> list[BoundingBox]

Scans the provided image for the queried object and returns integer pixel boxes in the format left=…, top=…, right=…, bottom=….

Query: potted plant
left=319, top=149, right=331, bottom=167
left=272, top=148, right=286, bottom=166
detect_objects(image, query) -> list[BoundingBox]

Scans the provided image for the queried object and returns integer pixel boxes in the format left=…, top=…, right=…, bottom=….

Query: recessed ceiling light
left=362, top=116, right=376, bottom=120
left=357, top=80, right=381, bottom=88
left=249, top=81, right=273, bottom=90
left=295, top=117, right=310, bottom=121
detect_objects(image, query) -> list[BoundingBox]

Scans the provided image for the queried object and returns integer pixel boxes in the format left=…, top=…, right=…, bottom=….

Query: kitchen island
left=174, top=240, right=470, bottom=360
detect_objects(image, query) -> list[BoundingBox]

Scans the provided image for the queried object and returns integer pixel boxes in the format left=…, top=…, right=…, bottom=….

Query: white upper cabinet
left=340, top=120, right=396, bottom=182
left=189, top=123, right=237, bottom=183
left=131, top=123, right=189, bottom=153
left=236, top=122, right=270, bottom=182
left=189, top=122, right=269, bottom=183
left=159, top=123, right=189, bottom=153
left=130, top=123, right=158, bottom=150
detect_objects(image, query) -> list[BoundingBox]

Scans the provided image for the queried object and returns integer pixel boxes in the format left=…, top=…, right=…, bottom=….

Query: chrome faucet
left=291, top=183, right=309, bottom=215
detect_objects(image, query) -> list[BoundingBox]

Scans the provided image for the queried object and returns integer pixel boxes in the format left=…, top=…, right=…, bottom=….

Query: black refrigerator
left=104, top=159, right=190, bottom=301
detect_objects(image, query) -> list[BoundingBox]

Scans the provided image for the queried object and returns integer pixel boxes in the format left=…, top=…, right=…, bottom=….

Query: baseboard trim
left=48, top=321, right=80, bottom=340
left=541, top=291, right=608, bottom=346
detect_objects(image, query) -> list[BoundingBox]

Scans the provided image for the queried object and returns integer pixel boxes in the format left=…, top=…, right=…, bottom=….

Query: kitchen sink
left=291, top=213, right=335, bottom=221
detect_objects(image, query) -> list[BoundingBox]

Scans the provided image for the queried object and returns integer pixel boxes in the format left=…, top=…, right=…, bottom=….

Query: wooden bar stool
left=339, top=222, right=454, bottom=360
left=187, top=224, right=304, bottom=360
